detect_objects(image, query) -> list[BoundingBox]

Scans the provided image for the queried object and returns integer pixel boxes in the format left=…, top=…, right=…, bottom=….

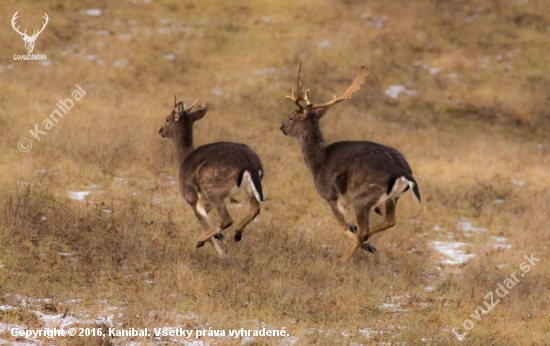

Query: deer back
left=180, top=142, right=263, bottom=200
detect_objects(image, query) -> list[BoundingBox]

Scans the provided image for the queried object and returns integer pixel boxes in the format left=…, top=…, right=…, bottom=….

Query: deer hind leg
left=234, top=194, right=260, bottom=242
left=339, top=185, right=385, bottom=261
left=197, top=192, right=226, bottom=240
left=198, top=192, right=226, bottom=240
left=189, top=197, right=225, bottom=258
left=328, top=199, right=357, bottom=243
left=359, top=176, right=408, bottom=248
left=196, top=198, right=233, bottom=252
left=360, top=197, right=398, bottom=252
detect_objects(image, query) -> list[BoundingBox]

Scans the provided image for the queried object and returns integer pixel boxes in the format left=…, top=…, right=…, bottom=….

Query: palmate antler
left=313, top=66, right=369, bottom=109
left=287, top=62, right=370, bottom=111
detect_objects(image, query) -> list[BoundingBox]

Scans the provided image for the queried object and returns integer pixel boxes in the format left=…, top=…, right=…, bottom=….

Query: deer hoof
left=214, top=232, right=224, bottom=240
left=362, top=242, right=377, bottom=253
left=234, top=232, right=242, bottom=242
left=348, top=224, right=358, bottom=233
left=196, top=241, right=206, bottom=248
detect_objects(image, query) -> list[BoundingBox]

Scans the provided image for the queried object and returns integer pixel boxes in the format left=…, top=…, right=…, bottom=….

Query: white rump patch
left=375, top=176, right=411, bottom=208
left=242, top=171, right=261, bottom=202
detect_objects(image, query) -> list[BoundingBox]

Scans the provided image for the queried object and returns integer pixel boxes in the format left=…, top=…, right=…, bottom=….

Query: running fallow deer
left=280, top=63, right=421, bottom=261
left=159, top=97, right=264, bottom=258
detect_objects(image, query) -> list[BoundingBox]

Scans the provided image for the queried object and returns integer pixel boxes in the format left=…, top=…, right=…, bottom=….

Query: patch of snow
left=493, top=244, right=512, bottom=250
left=210, top=88, right=223, bottom=96
left=358, top=328, right=385, bottom=338
left=458, top=221, right=488, bottom=233
left=431, top=240, right=474, bottom=264
left=318, top=40, right=331, bottom=49
left=385, top=85, right=406, bottom=99
left=68, top=191, right=91, bottom=200
left=85, top=9, right=102, bottom=16
left=113, top=60, right=128, bottom=68
left=241, top=336, right=255, bottom=345
left=378, top=303, right=408, bottom=312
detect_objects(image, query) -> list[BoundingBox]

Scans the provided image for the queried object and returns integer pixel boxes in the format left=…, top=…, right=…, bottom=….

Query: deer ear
left=174, top=102, right=185, bottom=122
left=311, top=107, right=329, bottom=119
left=189, top=105, right=210, bottom=122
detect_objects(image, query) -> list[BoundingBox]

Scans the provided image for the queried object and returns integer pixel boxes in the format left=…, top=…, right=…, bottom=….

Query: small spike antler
left=286, top=62, right=312, bottom=110
left=185, top=97, right=200, bottom=113
left=174, top=94, right=177, bottom=107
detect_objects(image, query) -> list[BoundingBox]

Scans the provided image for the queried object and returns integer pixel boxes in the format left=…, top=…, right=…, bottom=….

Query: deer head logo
left=11, top=11, right=49, bottom=54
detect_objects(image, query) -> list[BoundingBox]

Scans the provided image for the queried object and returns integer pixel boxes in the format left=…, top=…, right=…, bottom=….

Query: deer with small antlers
left=11, top=11, right=49, bottom=54
left=159, top=97, right=264, bottom=258
left=280, top=63, right=421, bottom=261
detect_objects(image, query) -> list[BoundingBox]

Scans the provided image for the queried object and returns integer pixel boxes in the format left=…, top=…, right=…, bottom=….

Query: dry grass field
left=1, top=0, right=550, bottom=345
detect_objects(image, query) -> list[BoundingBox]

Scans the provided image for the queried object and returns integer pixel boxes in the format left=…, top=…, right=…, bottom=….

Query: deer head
left=12, top=11, right=49, bottom=54
left=280, top=62, right=369, bottom=137
left=158, top=96, right=209, bottom=140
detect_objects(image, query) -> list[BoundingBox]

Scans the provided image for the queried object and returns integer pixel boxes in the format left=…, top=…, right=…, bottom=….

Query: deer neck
left=172, top=123, right=195, bottom=174
left=297, top=122, right=327, bottom=175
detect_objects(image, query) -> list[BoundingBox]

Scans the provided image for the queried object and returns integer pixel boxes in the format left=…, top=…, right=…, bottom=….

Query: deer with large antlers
left=159, top=97, right=265, bottom=258
left=11, top=11, right=49, bottom=54
left=280, top=63, right=421, bottom=261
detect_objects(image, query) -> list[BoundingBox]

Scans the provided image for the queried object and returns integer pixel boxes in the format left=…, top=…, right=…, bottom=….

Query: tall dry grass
left=1, top=0, right=550, bottom=345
